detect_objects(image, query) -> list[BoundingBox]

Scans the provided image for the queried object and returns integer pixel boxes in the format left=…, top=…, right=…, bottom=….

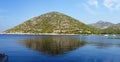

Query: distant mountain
left=4, top=11, right=99, bottom=34
left=101, top=23, right=120, bottom=34
left=89, top=21, right=114, bottom=29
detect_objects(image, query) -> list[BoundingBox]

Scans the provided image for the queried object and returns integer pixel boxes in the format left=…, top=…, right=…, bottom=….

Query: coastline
left=0, top=33, right=94, bottom=35
left=0, top=33, right=118, bottom=36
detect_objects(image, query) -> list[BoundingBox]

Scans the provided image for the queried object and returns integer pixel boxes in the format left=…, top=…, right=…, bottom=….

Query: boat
left=104, top=34, right=109, bottom=36
left=0, top=53, right=8, bottom=62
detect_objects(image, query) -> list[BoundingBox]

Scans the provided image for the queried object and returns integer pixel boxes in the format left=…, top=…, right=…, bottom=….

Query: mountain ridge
left=4, top=11, right=99, bottom=34
left=89, top=21, right=114, bottom=29
left=101, top=23, right=120, bottom=34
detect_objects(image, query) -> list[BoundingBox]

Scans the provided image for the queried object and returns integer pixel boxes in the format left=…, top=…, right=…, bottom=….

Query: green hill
left=101, top=23, right=120, bottom=34
left=4, top=11, right=99, bottom=34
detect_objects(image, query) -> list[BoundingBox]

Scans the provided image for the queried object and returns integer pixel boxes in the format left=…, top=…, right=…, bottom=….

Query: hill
left=101, top=23, right=120, bottom=34
left=89, top=21, right=114, bottom=29
left=4, top=11, right=99, bottom=34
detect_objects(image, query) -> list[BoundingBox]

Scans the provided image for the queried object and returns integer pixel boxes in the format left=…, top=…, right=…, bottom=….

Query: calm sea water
left=0, top=34, right=120, bottom=62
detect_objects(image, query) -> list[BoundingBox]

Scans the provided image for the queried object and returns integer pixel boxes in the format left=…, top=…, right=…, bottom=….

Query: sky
left=0, top=0, right=120, bottom=32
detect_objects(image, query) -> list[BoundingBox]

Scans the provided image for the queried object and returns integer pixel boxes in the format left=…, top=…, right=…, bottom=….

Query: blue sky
left=0, top=0, right=120, bottom=32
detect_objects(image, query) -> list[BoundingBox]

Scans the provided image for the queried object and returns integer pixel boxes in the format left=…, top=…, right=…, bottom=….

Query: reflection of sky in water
left=0, top=35, right=120, bottom=62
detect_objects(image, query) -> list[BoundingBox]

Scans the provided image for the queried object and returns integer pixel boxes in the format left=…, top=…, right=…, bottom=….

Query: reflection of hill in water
left=22, top=36, right=86, bottom=55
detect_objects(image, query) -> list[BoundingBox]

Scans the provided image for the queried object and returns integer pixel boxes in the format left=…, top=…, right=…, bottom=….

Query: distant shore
left=0, top=33, right=94, bottom=35
left=0, top=33, right=118, bottom=36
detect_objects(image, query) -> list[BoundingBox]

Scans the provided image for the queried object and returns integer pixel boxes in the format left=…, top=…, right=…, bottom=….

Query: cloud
left=81, top=0, right=98, bottom=14
left=88, top=0, right=98, bottom=7
left=81, top=0, right=120, bottom=14
left=83, top=3, right=96, bottom=14
left=103, top=0, right=120, bottom=10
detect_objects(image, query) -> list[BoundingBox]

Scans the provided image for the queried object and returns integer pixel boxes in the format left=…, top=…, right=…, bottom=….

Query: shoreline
left=0, top=33, right=119, bottom=36
left=0, top=33, right=95, bottom=35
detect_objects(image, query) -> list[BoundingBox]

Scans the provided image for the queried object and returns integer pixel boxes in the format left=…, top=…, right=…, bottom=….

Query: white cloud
left=83, top=3, right=96, bottom=14
left=116, top=4, right=120, bottom=10
left=81, top=0, right=98, bottom=14
left=103, top=0, right=120, bottom=10
left=88, top=0, right=99, bottom=7
left=81, top=0, right=120, bottom=13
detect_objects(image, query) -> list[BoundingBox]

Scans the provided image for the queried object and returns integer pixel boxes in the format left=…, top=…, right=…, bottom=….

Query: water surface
left=0, top=34, right=120, bottom=62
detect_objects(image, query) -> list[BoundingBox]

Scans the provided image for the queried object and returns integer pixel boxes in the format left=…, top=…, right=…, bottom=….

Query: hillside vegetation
left=5, top=12, right=100, bottom=34
left=101, top=23, right=120, bottom=34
